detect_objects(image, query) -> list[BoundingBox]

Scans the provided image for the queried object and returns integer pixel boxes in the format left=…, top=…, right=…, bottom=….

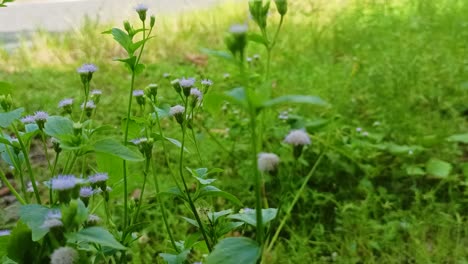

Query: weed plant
left=0, top=0, right=468, bottom=263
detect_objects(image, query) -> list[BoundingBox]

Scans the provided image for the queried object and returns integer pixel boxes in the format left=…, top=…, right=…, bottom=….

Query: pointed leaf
left=66, top=227, right=126, bottom=250
left=44, top=116, right=74, bottom=139
left=426, top=158, right=452, bottom=178
left=195, top=186, right=241, bottom=206
left=111, top=28, right=132, bottom=54
left=205, top=237, right=261, bottom=264
left=228, top=208, right=278, bottom=226
left=93, top=139, right=144, bottom=162
left=0, top=108, right=23, bottom=128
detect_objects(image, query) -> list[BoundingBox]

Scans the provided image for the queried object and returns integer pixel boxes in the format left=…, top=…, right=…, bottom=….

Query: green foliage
left=206, top=237, right=261, bottom=264
left=66, top=227, right=126, bottom=250
left=93, top=138, right=144, bottom=162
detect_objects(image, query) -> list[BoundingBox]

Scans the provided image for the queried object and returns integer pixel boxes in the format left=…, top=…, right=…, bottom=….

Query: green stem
left=40, top=132, right=52, bottom=174
left=178, top=99, right=212, bottom=252
left=50, top=151, right=60, bottom=205
left=151, top=161, right=179, bottom=252
left=79, top=82, right=90, bottom=123
left=0, top=168, right=26, bottom=204
left=249, top=111, right=264, bottom=246
left=65, top=152, right=79, bottom=174
left=133, top=158, right=150, bottom=224
left=189, top=109, right=204, bottom=165
left=121, top=20, right=151, bottom=245
left=121, top=72, right=135, bottom=235
left=12, top=124, right=41, bottom=204
left=267, top=152, right=325, bottom=252
left=150, top=101, right=181, bottom=190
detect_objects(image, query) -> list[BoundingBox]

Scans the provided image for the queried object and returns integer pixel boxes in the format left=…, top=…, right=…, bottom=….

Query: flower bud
left=274, top=0, right=287, bottom=16
left=150, top=15, right=156, bottom=28
left=90, top=90, right=102, bottom=104
left=135, top=4, right=148, bottom=22
left=144, top=83, right=158, bottom=102
left=226, top=24, right=248, bottom=58
left=249, top=0, right=269, bottom=29
left=73, top=122, right=83, bottom=135
left=0, top=94, right=12, bottom=111
left=77, top=64, right=97, bottom=86
left=132, top=90, right=146, bottom=106
left=51, top=138, right=62, bottom=154
left=171, top=79, right=181, bottom=94
left=124, top=20, right=132, bottom=33
left=170, top=105, right=185, bottom=125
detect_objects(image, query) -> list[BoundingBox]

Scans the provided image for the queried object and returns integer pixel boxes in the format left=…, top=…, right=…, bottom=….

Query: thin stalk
left=178, top=99, right=212, bottom=252
left=12, top=124, right=41, bottom=204
left=189, top=108, right=204, bottom=165
left=40, top=132, right=52, bottom=173
left=267, top=152, right=325, bottom=252
left=150, top=101, right=181, bottom=190
left=0, top=168, right=26, bottom=204
left=151, top=161, right=179, bottom=252
left=249, top=111, right=264, bottom=245
left=65, top=152, right=79, bottom=174
left=79, top=82, right=90, bottom=123
left=50, top=151, right=60, bottom=205
left=121, top=72, right=135, bottom=234
left=132, top=158, right=150, bottom=224
left=121, top=21, right=152, bottom=249
left=13, top=156, right=28, bottom=202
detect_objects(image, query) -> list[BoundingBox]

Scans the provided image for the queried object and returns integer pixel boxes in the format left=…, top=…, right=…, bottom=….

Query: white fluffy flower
left=257, top=152, right=280, bottom=173
left=170, top=105, right=185, bottom=116
left=50, top=247, right=78, bottom=264
left=284, top=129, right=311, bottom=146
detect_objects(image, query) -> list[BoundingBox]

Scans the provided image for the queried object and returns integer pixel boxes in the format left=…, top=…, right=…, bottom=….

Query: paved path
left=0, top=0, right=228, bottom=33
left=0, top=0, right=233, bottom=49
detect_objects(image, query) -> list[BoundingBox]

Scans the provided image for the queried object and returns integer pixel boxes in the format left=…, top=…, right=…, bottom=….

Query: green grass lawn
left=1, top=0, right=468, bottom=263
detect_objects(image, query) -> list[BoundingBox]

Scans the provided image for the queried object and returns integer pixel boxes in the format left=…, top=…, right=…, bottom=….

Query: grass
left=1, top=0, right=468, bottom=263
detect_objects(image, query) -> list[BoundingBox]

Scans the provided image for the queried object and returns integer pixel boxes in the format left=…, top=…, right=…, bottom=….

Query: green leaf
left=217, top=222, right=244, bottom=237
left=115, top=56, right=137, bottom=72
left=0, top=108, right=23, bottom=128
left=44, top=116, right=74, bottom=139
left=7, top=221, right=40, bottom=263
left=187, top=167, right=218, bottom=185
left=195, top=186, right=242, bottom=206
left=159, top=249, right=190, bottom=264
left=205, top=237, right=261, bottom=264
left=426, top=158, right=452, bottom=178
left=248, top=33, right=267, bottom=46
left=208, top=209, right=233, bottom=222
left=66, top=227, right=126, bottom=250
left=201, top=48, right=236, bottom=63
left=159, top=187, right=187, bottom=202
left=165, top=137, right=189, bottom=153
left=111, top=28, right=133, bottom=54
left=262, top=95, right=328, bottom=108
left=228, top=208, right=278, bottom=226
left=93, top=139, right=144, bottom=162
left=181, top=216, right=199, bottom=228
left=447, top=133, right=468, bottom=144
left=406, top=165, right=425, bottom=176
left=19, top=204, right=50, bottom=241
left=225, top=87, right=248, bottom=108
